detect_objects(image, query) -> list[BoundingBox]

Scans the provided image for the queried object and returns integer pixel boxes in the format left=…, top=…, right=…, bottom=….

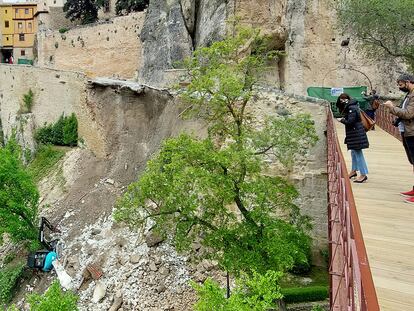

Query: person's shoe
left=400, top=189, right=414, bottom=197
left=354, top=176, right=368, bottom=183
left=348, top=172, right=357, bottom=179
left=404, top=197, right=414, bottom=204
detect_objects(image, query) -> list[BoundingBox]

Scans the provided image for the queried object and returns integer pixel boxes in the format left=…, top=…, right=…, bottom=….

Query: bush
left=193, top=270, right=283, bottom=311
left=35, top=114, right=78, bottom=146
left=28, top=145, right=66, bottom=182
left=20, top=89, right=34, bottom=113
left=27, top=281, right=78, bottom=311
left=59, top=27, right=69, bottom=33
left=63, top=114, right=78, bottom=146
left=281, top=286, right=328, bottom=304
left=0, top=264, right=25, bottom=304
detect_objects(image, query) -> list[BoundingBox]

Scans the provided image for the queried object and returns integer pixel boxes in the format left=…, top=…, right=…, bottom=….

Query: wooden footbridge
left=328, top=106, right=414, bottom=310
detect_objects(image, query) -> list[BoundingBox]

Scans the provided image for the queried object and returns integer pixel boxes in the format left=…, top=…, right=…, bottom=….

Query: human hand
left=383, top=101, right=394, bottom=109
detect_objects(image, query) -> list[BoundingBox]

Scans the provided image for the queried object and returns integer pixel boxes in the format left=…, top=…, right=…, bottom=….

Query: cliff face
left=138, top=0, right=233, bottom=86
left=137, top=0, right=403, bottom=94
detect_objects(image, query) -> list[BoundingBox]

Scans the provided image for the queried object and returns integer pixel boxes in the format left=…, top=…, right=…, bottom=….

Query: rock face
left=139, top=0, right=194, bottom=86
left=194, top=0, right=229, bottom=48
left=235, top=0, right=288, bottom=49
left=138, top=0, right=231, bottom=86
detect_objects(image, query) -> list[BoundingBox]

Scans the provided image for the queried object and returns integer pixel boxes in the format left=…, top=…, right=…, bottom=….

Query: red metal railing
left=376, top=104, right=401, bottom=141
left=327, top=108, right=380, bottom=311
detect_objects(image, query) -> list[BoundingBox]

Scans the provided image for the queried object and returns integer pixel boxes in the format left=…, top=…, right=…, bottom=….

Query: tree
left=336, top=0, right=414, bottom=70
left=192, top=270, right=283, bottom=311
left=0, top=139, right=39, bottom=245
left=115, top=26, right=318, bottom=275
left=63, top=0, right=99, bottom=25
left=116, top=0, right=148, bottom=15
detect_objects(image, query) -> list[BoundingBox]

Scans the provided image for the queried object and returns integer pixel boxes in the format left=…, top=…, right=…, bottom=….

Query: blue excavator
left=27, top=217, right=61, bottom=272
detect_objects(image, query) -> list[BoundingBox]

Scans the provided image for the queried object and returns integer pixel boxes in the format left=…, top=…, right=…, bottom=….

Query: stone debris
left=109, top=296, right=123, bottom=311
left=92, top=281, right=107, bottom=303
left=105, top=178, right=115, bottom=185
left=145, top=231, right=164, bottom=247
left=57, top=216, right=199, bottom=310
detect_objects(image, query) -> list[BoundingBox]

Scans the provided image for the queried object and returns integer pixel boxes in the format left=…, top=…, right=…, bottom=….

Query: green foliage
left=63, top=114, right=78, bottom=146
left=20, top=89, right=34, bottom=114
left=311, top=305, right=325, bottom=311
left=34, top=114, right=78, bottom=147
left=115, top=0, right=148, bottom=15
left=115, top=26, right=317, bottom=276
left=0, top=263, right=25, bottom=304
left=281, top=286, right=328, bottom=304
left=63, top=0, right=98, bottom=24
left=193, top=270, right=283, bottom=311
left=59, top=27, right=69, bottom=33
left=27, top=281, right=79, bottom=311
left=336, top=0, right=414, bottom=70
left=3, top=252, right=16, bottom=265
left=28, top=145, right=66, bottom=182
left=0, top=139, right=39, bottom=244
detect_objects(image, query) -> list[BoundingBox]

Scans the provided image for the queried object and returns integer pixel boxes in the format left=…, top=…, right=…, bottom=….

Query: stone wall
left=0, top=64, right=86, bottom=147
left=37, top=7, right=79, bottom=32
left=37, top=12, right=144, bottom=78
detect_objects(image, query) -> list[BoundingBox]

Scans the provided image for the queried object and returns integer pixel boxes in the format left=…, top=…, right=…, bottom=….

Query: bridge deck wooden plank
left=336, top=122, right=414, bottom=310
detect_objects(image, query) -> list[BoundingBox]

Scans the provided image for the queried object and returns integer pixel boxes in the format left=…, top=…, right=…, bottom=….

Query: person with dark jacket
left=336, top=93, right=369, bottom=183
left=362, top=89, right=379, bottom=125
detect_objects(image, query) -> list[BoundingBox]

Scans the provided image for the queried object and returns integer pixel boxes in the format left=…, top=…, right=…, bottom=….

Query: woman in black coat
left=336, top=93, right=369, bottom=183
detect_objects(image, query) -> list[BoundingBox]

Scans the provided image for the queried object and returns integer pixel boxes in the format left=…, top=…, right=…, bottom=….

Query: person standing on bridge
left=383, top=73, right=414, bottom=202
left=336, top=93, right=369, bottom=183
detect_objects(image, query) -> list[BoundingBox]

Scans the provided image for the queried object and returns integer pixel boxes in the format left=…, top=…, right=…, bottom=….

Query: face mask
left=399, top=87, right=409, bottom=93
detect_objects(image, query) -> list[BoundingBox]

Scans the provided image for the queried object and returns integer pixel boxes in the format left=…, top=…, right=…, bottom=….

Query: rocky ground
left=9, top=147, right=226, bottom=311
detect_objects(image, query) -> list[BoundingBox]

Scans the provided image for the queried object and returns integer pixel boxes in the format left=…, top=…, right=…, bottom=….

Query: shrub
left=63, top=114, right=78, bottom=146
left=28, top=145, right=66, bottom=182
left=20, top=89, right=34, bottom=113
left=59, top=27, right=69, bottom=33
left=0, top=264, right=25, bottom=304
left=193, top=270, right=283, bottom=311
left=27, top=281, right=78, bottom=311
left=281, top=286, right=329, bottom=304
left=35, top=114, right=78, bottom=146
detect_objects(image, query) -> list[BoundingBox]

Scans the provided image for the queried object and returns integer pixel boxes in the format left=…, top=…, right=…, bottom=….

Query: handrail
left=327, top=108, right=380, bottom=311
left=376, top=105, right=401, bottom=141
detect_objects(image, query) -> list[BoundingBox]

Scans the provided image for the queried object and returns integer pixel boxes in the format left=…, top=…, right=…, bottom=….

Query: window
left=15, top=9, right=18, bottom=14
left=5, top=21, right=9, bottom=28
left=6, top=37, right=9, bottom=41
left=18, top=22, right=23, bottom=29
left=19, top=34, right=24, bottom=41
left=21, top=50, right=25, bottom=56
left=28, top=22, right=32, bottom=29
left=25, top=9, right=29, bottom=14
left=5, top=10, right=7, bottom=13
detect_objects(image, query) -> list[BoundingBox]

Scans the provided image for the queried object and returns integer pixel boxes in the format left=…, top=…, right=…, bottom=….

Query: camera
left=392, top=117, right=402, bottom=127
